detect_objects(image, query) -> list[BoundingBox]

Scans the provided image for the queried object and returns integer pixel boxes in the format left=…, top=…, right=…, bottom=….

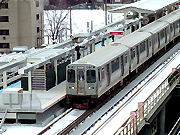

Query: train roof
left=72, top=44, right=129, bottom=67
left=158, top=9, right=180, bottom=23
left=114, top=30, right=151, bottom=48
left=138, top=21, right=169, bottom=33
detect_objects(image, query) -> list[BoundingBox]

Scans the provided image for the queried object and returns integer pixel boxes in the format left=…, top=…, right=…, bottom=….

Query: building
left=0, top=0, right=44, bottom=53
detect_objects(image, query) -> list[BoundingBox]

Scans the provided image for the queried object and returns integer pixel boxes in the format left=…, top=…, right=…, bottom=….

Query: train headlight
left=88, top=86, right=91, bottom=90
left=72, top=86, right=75, bottom=90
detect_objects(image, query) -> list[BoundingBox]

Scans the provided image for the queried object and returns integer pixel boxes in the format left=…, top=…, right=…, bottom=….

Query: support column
left=92, top=42, right=95, bottom=52
left=106, top=36, right=109, bottom=46
left=3, top=71, right=7, bottom=89
left=125, top=27, right=127, bottom=35
left=155, top=13, right=158, bottom=20
left=28, top=71, right=32, bottom=93
left=139, top=12, right=142, bottom=28
left=71, top=50, right=76, bottom=62
left=124, top=12, right=127, bottom=35
left=159, top=106, right=166, bottom=135
left=130, top=25, right=132, bottom=33
left=82, top=48, right=85, bottom=57
left=54, top=60, right=58, bottom=86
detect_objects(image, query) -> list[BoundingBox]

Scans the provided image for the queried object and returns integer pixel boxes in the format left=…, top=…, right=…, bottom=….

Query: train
left=66, top=8, right=180, bottom=108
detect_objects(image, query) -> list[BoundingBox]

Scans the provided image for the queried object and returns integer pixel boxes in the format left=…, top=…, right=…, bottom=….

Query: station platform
left=31, top=81, right=66, bottom=110
left=0, top=81, right=66, bottom=125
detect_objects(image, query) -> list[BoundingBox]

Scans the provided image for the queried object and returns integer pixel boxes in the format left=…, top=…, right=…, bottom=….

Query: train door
left=158, top=32, right=160, bottom=48
left=175, top=20, right=179, bottom=36
left=136, top=46, right=139, bottom=64
left=146, top=40, right=149, bottom=57
left=170, top=23, right=174, bottom=40
left=179, top=19, right=180, bottom=33
left=148, top=37, right=152, bottom=56
left=121, top=55, right=124, bottom=76
left=165, top=27, right=167, bottom=43
left=77, top=69, right=85, bottom=95
left=106, top=64, right=110, bottom=86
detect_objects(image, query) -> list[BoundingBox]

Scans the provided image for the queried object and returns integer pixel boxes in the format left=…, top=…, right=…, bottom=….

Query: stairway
left=32, top=69, right=46, bottom=90
left=0, top=109, right=8, bottom=130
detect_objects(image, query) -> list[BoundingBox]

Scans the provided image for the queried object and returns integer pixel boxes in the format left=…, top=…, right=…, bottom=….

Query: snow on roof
left=13, top=46, right=28, bottom=52
left=110, top=0, right=178, bottom=13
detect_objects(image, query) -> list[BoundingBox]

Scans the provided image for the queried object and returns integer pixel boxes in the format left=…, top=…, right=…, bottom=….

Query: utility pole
left=104, top=0, right=107, bottom=25
left=70, top=6, right=72, bottom=37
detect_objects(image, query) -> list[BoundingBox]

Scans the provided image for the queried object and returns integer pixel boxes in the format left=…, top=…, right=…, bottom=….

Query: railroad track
left=37, top=108, right=74, bottom=135
left=90, top=48, right=180, bottom=135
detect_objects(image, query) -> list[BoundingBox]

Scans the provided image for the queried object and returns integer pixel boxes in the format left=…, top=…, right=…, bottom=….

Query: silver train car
left=66, top=8, right=180, bottom=108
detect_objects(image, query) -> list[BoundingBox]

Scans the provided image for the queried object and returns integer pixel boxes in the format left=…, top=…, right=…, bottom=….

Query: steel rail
left=37, top=108, right=73, bottom=135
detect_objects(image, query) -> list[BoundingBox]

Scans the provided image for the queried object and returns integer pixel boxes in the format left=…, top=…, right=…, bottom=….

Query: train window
left=170, top=24, right=174, bottom=32
left=155, top=34, right=158, bottom=43
left=67, top=69, right=75, bottom=83
left=111, top=57, right=119, bottom=73
left=101, top=67, right=105, bottom=80
left=125, top=54, right=128, bottom=63
left=160, top=29, right=165, bottom=39
left=176, top=21, right=179, bottom=29
left=87, top=70, right=96, bottom=83
left=78, top=71, right=84, bottom=81
left=131, top=48, right=135, bottom=59
left=98, top=69, right=100, bottom=81
left=116, top=57, right=120, bottom=70
left=140, top=41, right=145, bottom=53
left=111, top=60, right=115, bottom=73
left=148, top=38, right=152, bottom=47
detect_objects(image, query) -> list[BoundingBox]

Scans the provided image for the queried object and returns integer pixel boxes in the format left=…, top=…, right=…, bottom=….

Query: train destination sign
left=110, top=31, right=124, bottom=35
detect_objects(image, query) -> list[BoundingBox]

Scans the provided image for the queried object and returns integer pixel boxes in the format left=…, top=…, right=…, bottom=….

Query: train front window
left=78, top=71, right=84, bottom=81
left=87, top=70, right=96, bottom=83
left=67, top=69, right=75, bottom=83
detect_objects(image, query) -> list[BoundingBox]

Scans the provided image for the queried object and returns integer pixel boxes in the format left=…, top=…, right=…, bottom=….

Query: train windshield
left=87, top=70, right=96, bottom=83
left=67, top=69, right=75, bottom=83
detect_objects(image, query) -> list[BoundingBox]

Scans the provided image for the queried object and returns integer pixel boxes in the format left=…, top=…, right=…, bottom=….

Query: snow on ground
left=2, top=109, right=85, bottom=135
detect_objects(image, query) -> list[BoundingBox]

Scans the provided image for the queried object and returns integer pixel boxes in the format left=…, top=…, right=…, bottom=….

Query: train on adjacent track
left=66, top=8, right=180, bottom=108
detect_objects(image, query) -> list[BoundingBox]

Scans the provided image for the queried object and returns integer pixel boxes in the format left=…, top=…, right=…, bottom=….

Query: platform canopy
left=109, top=0, right=179, bottom=14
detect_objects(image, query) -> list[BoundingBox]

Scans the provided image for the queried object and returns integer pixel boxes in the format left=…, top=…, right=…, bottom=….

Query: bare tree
left=0, top=0, right=8, bottom=4
left=44, top=10, right=69, bottom=43
left=0, top=0, right=9, bottom=9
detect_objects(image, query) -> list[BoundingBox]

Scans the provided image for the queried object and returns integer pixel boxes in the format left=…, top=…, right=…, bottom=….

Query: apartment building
left=0, top=0, right=44, bottom=53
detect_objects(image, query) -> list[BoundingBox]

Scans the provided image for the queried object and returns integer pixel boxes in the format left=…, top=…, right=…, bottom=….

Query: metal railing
left=0, top=93, right=42, bottom=110
left=168, top=117, right=180, bottom=135
left=115, top=66, right=180, bottom=135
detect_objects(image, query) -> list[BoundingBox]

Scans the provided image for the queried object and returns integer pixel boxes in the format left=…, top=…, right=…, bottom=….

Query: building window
left=0, top=3, right=8, bottom=9
left=0, top=43, right=10, bottom=48
left=0, top=16, right=9, bottom=22
left=0, top=30, right=9, bottom=35
left=37, top=27, right=39, bottom=33
left=36, top=1, right=39, bottom=7
left=36, top=14, right=39, bottom=20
